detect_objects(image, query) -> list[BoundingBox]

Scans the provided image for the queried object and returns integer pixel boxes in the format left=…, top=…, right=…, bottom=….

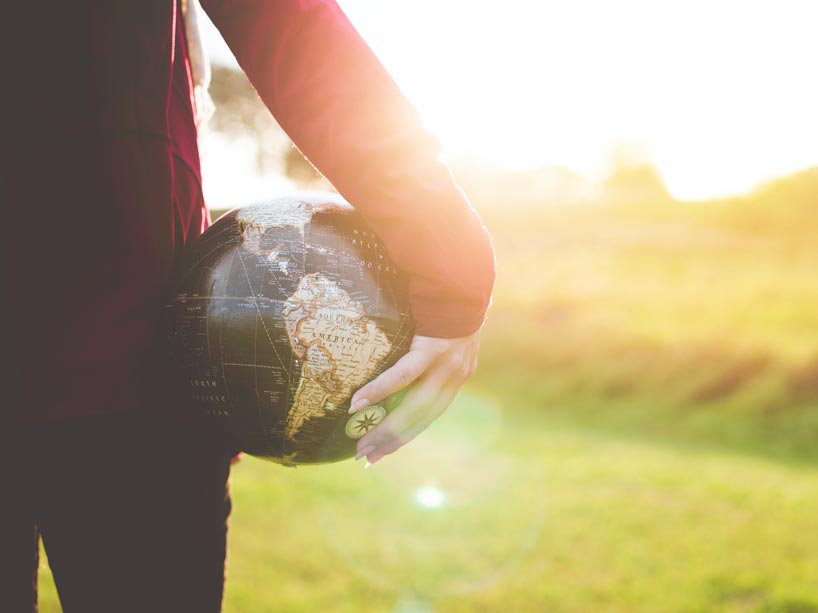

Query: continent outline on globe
left=281, top=272, right=393, bottom=440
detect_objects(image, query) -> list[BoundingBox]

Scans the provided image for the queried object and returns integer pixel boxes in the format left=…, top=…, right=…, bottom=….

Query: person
left=0, top=1, right=495, bottom=611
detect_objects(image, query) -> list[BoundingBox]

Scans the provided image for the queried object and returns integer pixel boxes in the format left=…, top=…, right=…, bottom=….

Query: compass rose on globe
left=345, top=405, right=387, bottom=439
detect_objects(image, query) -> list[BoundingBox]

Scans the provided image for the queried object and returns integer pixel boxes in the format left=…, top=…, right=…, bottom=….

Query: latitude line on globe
left=221, top=362, right=276, bottom=368
left=175, top=295, right=281, bottom=301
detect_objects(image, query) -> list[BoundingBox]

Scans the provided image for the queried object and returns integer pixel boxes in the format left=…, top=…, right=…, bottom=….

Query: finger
left=366, top=380, right=462, bottom=465
left=356, top=370, right=443, bottom=455
left=355, top=349, right=474, bottom=456
left=349, top=348, right=437, bottom=413
left=357, top=359, right=460, bottom=453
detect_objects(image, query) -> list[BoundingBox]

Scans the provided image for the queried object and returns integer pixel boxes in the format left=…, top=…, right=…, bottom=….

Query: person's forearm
left=202, top=0, right=495, bottom=336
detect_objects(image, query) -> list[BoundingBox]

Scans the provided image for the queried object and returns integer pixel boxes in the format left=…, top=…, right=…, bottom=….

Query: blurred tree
left=209, top=65, right=325, bottom=187
left=283, top=145, right=323, bottom=185
left=208, top=66, right=282, bottom=174
left=603, top=144, right=672, bottom=205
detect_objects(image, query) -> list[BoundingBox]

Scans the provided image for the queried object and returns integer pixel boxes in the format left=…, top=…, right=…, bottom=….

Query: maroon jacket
left=0, top=1, right=495, bottom=424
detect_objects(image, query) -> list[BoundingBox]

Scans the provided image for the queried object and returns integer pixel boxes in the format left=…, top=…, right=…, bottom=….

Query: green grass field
left=38, top=179, right=818, bottom=611
left=37, top=401, right=818, bottom=612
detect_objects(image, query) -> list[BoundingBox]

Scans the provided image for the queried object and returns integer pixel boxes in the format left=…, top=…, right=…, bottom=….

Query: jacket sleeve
left=201, top=0, right=495, bottom=337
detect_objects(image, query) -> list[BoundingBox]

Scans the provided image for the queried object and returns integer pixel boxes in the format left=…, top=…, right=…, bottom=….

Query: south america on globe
left=167, top=191, right=415, bottom=466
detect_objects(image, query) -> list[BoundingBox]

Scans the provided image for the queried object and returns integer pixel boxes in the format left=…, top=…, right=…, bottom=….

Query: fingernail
left=355, top=444, right=376, bottom=460
left=365, top=455, right=382, bottom=469
left=349, top=397, right=370, bottom=414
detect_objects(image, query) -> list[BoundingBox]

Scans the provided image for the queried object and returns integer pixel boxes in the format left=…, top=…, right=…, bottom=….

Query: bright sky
left=201, top=1, right=818, bottom=201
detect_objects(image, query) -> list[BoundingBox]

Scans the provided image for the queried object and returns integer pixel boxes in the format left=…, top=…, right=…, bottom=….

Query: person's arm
left=202, top=0, right=495, bottom=462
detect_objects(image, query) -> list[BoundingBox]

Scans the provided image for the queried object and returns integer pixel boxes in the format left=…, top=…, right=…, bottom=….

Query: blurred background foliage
left=37, top=65, right=818, bottom=612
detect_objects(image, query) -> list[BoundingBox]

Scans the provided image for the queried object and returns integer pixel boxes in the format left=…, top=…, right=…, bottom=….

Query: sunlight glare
left=339, top=0, right=818, bottom=200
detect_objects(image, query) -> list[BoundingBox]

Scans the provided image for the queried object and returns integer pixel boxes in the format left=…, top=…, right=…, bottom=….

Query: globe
left=167, top=191, right=415, bottom=466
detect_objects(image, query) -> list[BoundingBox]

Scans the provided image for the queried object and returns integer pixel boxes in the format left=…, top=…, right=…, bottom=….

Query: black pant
left=0, top=413, right=233, bottom=613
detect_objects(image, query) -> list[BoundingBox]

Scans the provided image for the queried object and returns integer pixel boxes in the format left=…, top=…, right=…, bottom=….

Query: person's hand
left=348, top=331, right=481, bottom=465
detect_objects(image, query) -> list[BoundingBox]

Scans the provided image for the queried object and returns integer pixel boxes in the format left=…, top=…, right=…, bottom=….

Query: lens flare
left=310, top=391, right=546, bottom=600
left=414, top=486, right=447, bottom=510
